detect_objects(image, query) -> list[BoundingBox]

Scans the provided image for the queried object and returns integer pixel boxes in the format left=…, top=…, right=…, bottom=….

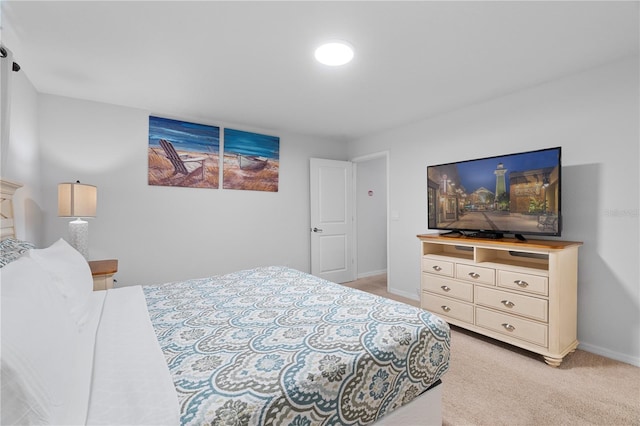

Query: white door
left=310, top=158, right=355, bottom=283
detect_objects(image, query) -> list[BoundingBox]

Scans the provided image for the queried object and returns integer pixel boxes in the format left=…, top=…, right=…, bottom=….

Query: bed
left=0, top=178, right=450, bottom=425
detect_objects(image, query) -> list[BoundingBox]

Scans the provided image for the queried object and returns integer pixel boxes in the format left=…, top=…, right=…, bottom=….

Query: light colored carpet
left=342, top=274, right=640, bottom=425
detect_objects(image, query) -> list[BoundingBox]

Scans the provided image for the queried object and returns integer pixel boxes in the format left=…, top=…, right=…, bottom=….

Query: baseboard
left=356, top=269, right=387, bottom=279
left=388, top=287, right=419, bottom=302
left=578, top=342, right=640, bottom=367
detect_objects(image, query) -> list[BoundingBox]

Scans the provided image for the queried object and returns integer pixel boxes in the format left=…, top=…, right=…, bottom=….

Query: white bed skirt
left=375, top=380, right=443, bottom=426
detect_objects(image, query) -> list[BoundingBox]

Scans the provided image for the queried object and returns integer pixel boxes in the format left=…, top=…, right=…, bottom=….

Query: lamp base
left=69, top=219, right=89, bottom=259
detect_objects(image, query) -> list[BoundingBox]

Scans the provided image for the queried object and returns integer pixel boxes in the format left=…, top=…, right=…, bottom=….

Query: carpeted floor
left=342, top=274, right=640, bottom=425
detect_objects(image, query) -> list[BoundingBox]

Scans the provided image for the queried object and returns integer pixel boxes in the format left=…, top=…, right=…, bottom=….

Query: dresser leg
left=543, top=355, right=563, bottom=367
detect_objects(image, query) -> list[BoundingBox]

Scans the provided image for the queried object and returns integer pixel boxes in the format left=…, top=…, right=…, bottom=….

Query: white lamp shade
left=58, top=182, right=97, bottom=218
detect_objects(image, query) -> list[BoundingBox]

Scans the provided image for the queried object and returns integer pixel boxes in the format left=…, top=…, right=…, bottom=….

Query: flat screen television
left=427, top=147, right=561, bottom=240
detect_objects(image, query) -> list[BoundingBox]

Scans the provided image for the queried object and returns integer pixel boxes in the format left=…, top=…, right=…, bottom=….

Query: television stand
left=468, top=231, right=504, bottom=239
left=417, top=234, right=583, bottom=366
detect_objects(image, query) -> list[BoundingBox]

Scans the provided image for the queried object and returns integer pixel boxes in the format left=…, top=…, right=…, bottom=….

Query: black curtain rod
left=0, top=46, right=21, bottom=72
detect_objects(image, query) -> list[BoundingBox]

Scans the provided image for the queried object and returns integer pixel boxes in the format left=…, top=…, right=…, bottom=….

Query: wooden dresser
left=417, top=234, right=582, bottom=366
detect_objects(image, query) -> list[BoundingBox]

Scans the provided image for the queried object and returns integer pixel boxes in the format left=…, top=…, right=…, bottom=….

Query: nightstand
left=89, top=259, right=118, bottom=291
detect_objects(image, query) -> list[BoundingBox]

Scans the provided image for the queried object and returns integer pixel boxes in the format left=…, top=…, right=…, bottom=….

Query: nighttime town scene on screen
left=427, top=149, right=561, bottom=236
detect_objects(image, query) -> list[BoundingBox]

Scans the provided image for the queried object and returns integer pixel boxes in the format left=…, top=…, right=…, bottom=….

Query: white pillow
left=0, top=256, right=80, bottom=425
left=1, top=358, right=49, bottom=425
left=27, top=238, right=94, bottom=328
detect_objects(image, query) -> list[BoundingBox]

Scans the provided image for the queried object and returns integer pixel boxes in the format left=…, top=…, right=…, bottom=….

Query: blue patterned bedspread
left=143, top=266, right=450, bottom=425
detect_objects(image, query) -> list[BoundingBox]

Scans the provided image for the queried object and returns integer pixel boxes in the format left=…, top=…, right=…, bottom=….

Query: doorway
left=353, top=152, right=388, bottom=285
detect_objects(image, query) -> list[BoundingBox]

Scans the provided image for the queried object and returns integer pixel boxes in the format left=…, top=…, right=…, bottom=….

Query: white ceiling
left=2, top=1, right=638, bottom=141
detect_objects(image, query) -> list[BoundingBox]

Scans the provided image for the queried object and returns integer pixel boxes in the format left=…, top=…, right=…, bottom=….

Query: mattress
left=143, top=266, right=450, bottom=425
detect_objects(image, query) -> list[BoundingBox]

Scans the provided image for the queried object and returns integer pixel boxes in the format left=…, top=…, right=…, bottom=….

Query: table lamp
left=58, top=181, right=97, bottom=259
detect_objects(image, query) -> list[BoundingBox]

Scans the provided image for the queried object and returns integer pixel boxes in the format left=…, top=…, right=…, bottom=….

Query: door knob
left=312, top=227, right=323, bottom=233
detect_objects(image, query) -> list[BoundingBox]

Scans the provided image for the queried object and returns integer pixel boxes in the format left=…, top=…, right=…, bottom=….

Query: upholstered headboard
left=1, top=178, right=23, bottom=240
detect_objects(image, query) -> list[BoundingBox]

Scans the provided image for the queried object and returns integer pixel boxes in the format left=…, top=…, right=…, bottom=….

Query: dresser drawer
left=475, top=286, right=548, bottom=322
left=422, top=274, right=473, bottom=302
left=498, top=270, right=548, bottom=296
left=456, top=264, right=495, bottom=285
left=422, top=294, right=474, bottom=324
left=422, top=257, right=454, bottom=277
left=476, top=307, right=548, bottom=347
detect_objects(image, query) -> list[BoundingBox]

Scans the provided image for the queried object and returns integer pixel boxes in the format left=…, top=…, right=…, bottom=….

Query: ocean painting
left=223, top=128, right=279, bottom=192
left=148, top=116, right=220, bottom=189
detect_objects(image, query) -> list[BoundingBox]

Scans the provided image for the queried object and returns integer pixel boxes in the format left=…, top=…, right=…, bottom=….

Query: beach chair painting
left=159, top=139, right=206, bottom=179
left=222, top=128, right=279, bottom=192
left=148, top=116, right=220, bottom=188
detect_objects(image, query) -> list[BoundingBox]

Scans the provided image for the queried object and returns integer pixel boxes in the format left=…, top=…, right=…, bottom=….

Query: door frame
left=351, top=151, right=390, bottom=287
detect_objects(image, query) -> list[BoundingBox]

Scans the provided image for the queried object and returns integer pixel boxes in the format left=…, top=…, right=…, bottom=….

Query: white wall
left=2, top=67, right=44, bottom=245
left=6, top=54, right=638, bottom=366
left=348, top=57, right=640, bottom=366
left=37, top=94, right=348, bottom=286
left=355, top=155, right=387, bottom=277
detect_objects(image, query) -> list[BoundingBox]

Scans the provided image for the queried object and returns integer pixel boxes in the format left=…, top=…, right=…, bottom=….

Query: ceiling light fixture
left=314, top=41, right=354, bottom=66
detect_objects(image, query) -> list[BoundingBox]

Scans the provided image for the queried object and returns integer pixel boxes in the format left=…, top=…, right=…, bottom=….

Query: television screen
left=427, top=147, right=561, bottom=238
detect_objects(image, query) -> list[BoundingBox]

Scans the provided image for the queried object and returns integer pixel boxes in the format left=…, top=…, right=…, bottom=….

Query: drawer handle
left=432, top=265, right=442, bottom=272
left=441, top=305, right=451, bottom=312
left=501, top=300, right=515, bottom=308
left=502, top=322, right=516, bottom=331
left=514, top=279, right=529, bottom=287
left=501, top=323, right=516, bottom=332
left=468, top=272, right=480, bottom=279
left=441, top=285, right=451, bottom=292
